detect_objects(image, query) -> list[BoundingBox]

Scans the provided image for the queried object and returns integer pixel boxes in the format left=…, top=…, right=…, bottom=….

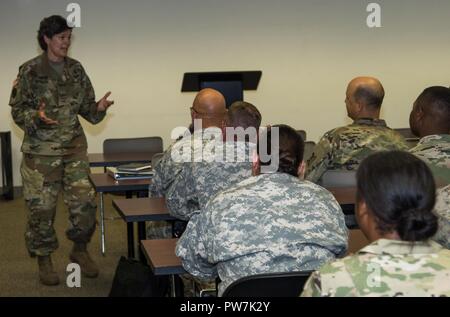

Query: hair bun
left=397, top=208, right=438, bottom=241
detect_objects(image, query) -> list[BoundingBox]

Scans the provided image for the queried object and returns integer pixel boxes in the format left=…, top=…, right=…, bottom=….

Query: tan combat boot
left=69, top=243, right=99, bottom=278
left=37, top=255, right=60, bottom=286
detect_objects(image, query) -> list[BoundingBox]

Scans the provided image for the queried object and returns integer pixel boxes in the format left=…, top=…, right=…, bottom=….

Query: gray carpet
left=0, top=192, right=369, bottom=297
left=0, top=193, right=128, bottom=297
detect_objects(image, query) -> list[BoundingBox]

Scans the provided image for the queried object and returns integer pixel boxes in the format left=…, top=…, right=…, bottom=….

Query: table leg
left=137, top=221, right=146, bottom=261
left=171, top=275, right=177, bottom=297
left=100, top=192, right=106, bottom=256
left=127, top=222, right=135, bottom=258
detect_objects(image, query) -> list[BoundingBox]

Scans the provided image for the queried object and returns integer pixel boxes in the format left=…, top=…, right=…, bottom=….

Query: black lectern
left=181, top=71, right=262, bottom=108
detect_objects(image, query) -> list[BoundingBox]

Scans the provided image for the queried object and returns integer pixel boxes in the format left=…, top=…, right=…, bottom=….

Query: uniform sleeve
left=9, top=67, right=40, bottom=134
left=300, top=271, right=323, bottom=297
left=305, top=132, right=334, bottom=183
left=434, top=217, right=450, bottom=249
left=148, top=146, right=180, bottom=197
left=175, top=213, right=218, bottom=280
left=77, top=65, right=106, bottom=124
left=433, top=186, right=450, bottom=249
left=166, top=162, right=198, bottom=221
left=149, top=157, right=167, bottom=197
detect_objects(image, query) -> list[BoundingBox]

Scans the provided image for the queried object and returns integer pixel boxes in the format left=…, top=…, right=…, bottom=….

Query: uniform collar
left=352, top=118, right=387, bottom=127
left=39, top=53, right=68, bottom=80
left=359, top=239, right=444, bottom=256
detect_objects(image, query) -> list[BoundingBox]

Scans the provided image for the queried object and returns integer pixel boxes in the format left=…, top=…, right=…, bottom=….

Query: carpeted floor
left=0, top=193, right=128, bottom=297
left=0, top=191, right=369, bottom=297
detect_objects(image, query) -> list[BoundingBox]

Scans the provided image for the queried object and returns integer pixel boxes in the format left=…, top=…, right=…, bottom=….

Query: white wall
left=1, top=0, right=449, bottom=186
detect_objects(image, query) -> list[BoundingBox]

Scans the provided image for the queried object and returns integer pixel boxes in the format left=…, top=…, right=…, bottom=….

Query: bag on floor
left=109, top=256, right=169, bottom=297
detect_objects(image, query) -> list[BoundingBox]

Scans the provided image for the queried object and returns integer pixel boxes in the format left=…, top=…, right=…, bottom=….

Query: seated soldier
left=409, top=86, right=450, bottom=184
left=434, top=185, right=450, bottom=249
left=306, top=76, right=408, bottom=183
left=301, top=151, right=450, bottom=297
left=165, top=101, right=261, bottom=221
left=147, top=88, right=226, bottom=238
left=149, top=88, right=226, bottom=197
left=176, top=124, right=348, bottom=296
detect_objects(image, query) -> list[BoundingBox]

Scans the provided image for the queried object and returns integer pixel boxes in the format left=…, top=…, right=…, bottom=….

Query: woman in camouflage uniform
left=9, top=15, right=114, bottom=285
left=302, top=151, right=450, bottom=296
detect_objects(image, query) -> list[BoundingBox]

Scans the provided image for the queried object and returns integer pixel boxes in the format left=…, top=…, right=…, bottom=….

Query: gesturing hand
left=38, top=100, right=58, bottom=125
left=97, top=91, right=114, bottom=112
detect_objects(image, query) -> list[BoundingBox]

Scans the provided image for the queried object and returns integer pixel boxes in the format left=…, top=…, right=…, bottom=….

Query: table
left=88, top=152, right=154, bottom=167
left=88, top=173, right=151, bottom=255
left=140, top=238, right=185, bottom=297
left=113, top=197, right=176, bottom=259
left=327, top=186, right=357, bottom=228
left=327, top=187, right=356, bottom=205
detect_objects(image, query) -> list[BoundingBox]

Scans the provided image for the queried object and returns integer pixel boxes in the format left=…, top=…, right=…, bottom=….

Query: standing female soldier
left=9, top=15, right=114, bottom=285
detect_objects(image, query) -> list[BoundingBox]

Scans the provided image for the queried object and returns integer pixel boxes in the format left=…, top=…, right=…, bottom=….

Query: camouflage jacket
left=306, top=118, right=409, bottom=183
left=149, top=140, right=184, bottom=198
left=301, top=239, right=450, bottom=297
left=409, top=134, right=450, bottom=184
left=434, top=185, right=450, bottom=249
left=165, top=140, right=255, bottom=221
left=176, top=173, right=348, bottom=296
left=149, top=131, right=216, bottom=198
left=9, top=53, right=105, bottom=156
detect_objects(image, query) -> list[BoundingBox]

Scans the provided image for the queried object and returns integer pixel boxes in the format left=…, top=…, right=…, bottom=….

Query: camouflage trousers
left=146, top=221, right=172, bottom=239
left=180, top=274, right=217, bottom=297
left=146, top=220, right=187, bottom=239
left=20, top=151, right=97, bottom=257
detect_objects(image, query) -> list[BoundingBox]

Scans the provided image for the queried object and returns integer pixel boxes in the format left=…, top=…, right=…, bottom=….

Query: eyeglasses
left=190, top=107, right=207, bottom=115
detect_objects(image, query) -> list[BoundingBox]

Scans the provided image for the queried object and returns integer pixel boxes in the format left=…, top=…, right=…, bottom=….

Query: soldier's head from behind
left=223, top=101, right=262, bottom=143
left=345, top=77, right=384, bottom=120
left=255, top=124, right=305, bottom=177
left=356, top=151, right=437, bottom=243
left=409, top=86, right=450, bottom=138
left=191, top=88, right=227, bottom=131
left=38, top=15, right=73, bottom=62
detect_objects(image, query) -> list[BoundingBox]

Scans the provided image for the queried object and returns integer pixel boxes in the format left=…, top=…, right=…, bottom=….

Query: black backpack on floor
left=109, top=256, right=169, bottom=297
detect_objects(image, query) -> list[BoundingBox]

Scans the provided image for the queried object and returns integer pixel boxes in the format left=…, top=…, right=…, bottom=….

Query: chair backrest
left=151, top=152, right=164, bottom=169
left=303, top=141, right=315, bottom=162
left=222, top=271, right=313, bottom=297
left=103, top=137, right=163, bottom=154
left=394, top=128, right=416, bottom=139
left=296, top=130, right=307, bottom=141
left=394, top=128, right=420, bottom=149
left=319, top=170, right=357, bottom=187
left=405, top=138, right=420, bottom=149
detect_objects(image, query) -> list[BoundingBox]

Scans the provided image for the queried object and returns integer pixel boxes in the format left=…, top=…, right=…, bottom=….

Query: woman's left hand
left=97, top=91, right=114, bottom=112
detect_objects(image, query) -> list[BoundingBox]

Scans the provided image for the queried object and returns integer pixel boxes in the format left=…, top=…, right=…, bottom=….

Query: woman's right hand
left=38, top=100, right=58, bottom=125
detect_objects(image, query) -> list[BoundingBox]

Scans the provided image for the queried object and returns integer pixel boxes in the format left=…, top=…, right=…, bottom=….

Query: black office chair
left=100, top=137, right=164, bottom=253
left=405, top=138, right=420, bottom=149
left=102, top=136, right=163, bottom=196
left=394, top=128, right=416, bottom=139
left=103, top=136, right=163, bottom=155
left=393, top=128, right=420, bottom=149
left=318, top=170, right=358, bottom=229
left=222, top=271, right=313, bottom=297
